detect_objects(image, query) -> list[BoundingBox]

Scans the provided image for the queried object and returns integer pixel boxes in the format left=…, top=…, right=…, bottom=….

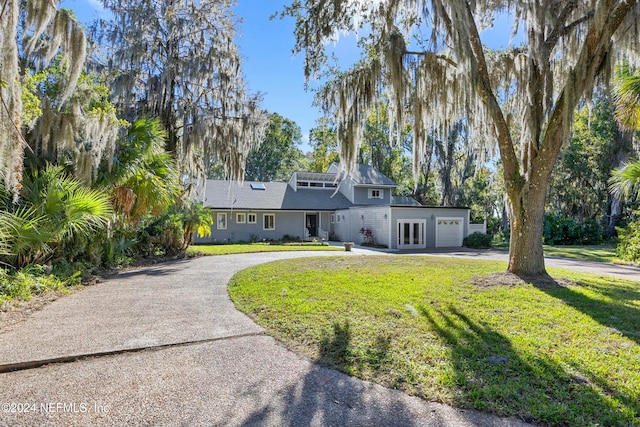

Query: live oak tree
left=285, top=0, right=640, bottom=275
left=93, top=0, right=268, bottom=184
left=1, top=0, right=91, bottom=198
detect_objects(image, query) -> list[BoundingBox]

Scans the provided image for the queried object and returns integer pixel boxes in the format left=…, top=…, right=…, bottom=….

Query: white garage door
left=436, top=217, right=464, bottom=248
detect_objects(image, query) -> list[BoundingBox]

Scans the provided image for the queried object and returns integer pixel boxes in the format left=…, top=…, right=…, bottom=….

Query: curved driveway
left=0, top=249, right=637, bottom=426
left=396, top=247, right=640, bottom=280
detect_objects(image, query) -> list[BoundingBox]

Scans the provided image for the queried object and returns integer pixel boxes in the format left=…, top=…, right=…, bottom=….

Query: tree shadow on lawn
left=420, top=304, right=638, bottom=426
left=533, top=276, right=640, bottom=345
left=241, top=320, right=527, bottom=427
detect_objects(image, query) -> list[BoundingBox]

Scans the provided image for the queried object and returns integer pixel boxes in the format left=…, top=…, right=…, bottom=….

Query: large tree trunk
left=507, top=186, right=548, bottom=276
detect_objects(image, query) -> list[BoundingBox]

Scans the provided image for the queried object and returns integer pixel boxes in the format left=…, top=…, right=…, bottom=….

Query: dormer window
left=368, top=189, right=383, bottom=199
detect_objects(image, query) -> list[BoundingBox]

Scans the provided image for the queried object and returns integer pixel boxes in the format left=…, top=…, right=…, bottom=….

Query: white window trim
left=263, top=213, right=275, bottom=230
left=368, top=188, right=383, bottom=199
left=247, top=213, right=257, bottom=224
left=336, top=214, right=342, bottom=223
left=217, top=213, right=227, bottom=230
left=236, top=213, right=246, bottom=224
left=331, top=214, right=335, bottom=224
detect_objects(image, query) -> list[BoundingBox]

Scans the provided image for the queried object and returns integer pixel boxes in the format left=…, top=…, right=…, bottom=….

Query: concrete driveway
left=1, top=249, right=636, bottom=426
left=394, top=247, right=640, bottom=280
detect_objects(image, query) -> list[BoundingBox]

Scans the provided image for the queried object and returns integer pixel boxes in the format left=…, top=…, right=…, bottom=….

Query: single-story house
left=194, top=164, right=476, bottom=249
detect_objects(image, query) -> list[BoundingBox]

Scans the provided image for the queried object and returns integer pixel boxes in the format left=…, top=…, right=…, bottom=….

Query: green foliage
left=0, top=165, right=112, bottom=268
left=549, top=94, right=627, bottom=225
left=101, top=118, right=181, bottom=221
left=610, top=161, right=640, bottom=200
left=463, top=232, right=492, bottom=248
left=188, top=243, right=339, bottom=256
left=0, top=265, right=73, bottom=302
left=243, top=112, right=308, bottom=182
left=308, top=117, right=339, bottom=173
left=106, top=202, right=213, bottom=260
left=20, top=70, right=43, bottom=128
left=543, top=213, right=604, bottom=245
left=615, top=221, right=640, bottom=262
left=613, top=61, right=640, bottom=131
left=176, top=201, right=213, bottom=249
left=457, top=167, right=501, bottom=223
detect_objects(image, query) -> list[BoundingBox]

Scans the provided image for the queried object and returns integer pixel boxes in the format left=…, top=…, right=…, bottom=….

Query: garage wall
left=333, top=206, right=391, bottom=247
left=390, top=207, right=470, bottom=248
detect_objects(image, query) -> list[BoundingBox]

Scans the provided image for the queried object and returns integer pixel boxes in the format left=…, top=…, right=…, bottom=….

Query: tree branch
left=404, top=50, right=457, bottom=68
left=461, top=1, right=521, bottom=190
left=544, top=0, right=581, bottom=51
left=534, top=0, right=637, bottom=180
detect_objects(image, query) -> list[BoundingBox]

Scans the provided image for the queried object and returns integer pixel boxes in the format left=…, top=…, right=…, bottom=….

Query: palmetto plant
left=0, top=165, right=112, bottom=268
left=101, top=118, right=182, bottom=223
left=610, top=63, right=640, bottom=199
left=613, top=62, right=640, bottom=132
left=178, top=201, right=213, bottom=250
left=610, top=162, right=640, bottom=200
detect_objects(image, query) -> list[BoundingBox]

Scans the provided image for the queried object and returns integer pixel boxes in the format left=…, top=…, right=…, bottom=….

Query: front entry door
left=397, top=220, right=425, bottom=249
left=306, top=214, right=318, bottom=238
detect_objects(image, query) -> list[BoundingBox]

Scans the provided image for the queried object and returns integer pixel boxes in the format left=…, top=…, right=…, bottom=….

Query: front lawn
left=229, top=256, right=640, bottom=426
left=188, top=242, right=342, bottom=256
left=493, top=243, right=620, bottom=264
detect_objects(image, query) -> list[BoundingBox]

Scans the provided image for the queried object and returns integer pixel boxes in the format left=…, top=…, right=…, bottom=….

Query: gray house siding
left=337, top=177, right=356, bottom=203
left=195, top=210, right=307, bottom=243
left=352, top=186, right=393, bottom=205
left=390, top=207, right=470, bottom=248
left=334, top=206, right=391, bottom=247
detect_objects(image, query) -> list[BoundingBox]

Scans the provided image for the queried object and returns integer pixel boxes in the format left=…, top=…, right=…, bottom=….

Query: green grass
left=542, top=244, right=619, bottom=263
left=229, top=256, right=640, bottom=426
left=492, top=243, right=620, bottom=263
left=188, top=242, right=342, bottom=256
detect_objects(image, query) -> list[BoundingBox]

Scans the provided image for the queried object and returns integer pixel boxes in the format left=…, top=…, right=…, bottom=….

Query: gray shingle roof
left=391, top=196, right=422, bottom=206
left=197, top=180, right=353, bottom=210
left=328, top=163, right=396, bottom=186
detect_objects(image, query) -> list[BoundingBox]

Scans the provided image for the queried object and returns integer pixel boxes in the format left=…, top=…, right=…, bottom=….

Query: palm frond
left=613, top=62, right=640, bottom=131
left=609, top=161, right=640, bottom=199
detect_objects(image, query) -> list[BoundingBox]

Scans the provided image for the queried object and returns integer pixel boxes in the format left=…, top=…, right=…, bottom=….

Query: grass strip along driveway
left=189, top=243, right=342, bottom=256
left=229, top=256, right=640, bottom=426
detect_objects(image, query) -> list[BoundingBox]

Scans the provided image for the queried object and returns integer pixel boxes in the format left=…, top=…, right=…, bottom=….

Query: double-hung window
left=263, top=214, right=275, bottom=230
left=217, top=213, right=227, bottom=229
left=368, top=189, right=383, bottom=199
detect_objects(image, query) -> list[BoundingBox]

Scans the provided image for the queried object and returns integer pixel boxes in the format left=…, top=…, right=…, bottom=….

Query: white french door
left=397, top=220, right=425, bottom=249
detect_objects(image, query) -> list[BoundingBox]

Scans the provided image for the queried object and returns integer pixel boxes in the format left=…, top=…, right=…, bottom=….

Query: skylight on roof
left=250, top=183, right=266, bottom=190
